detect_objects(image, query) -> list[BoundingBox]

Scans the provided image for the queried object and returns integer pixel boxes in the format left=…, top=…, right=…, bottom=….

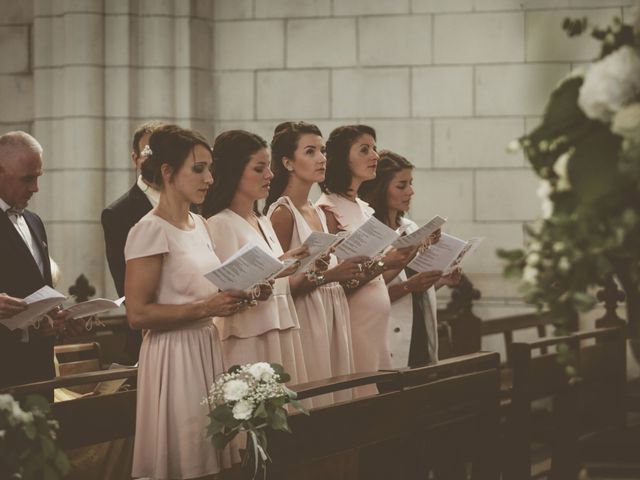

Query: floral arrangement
left=204, top=362, right=307, bottom=477
left=498, top=13, right=640, bottom=368
left=0, top=394, right=69, bottom=480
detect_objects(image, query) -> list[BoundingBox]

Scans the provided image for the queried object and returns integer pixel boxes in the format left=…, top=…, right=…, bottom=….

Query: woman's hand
left=324, top=256, right=369, bottom=283
left=253, top=281, right=274, bottom=301
left=404, top=270, right=443, bottom=293
left=279, top=245, right=310, bottom=262
left=206, top=289, right=255, bottom=317
left=436, top=267, right=462, bottom=289
left=382, top=245, right=419, bottom=270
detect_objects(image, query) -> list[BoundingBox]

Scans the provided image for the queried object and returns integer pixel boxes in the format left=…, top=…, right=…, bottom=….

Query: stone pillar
left=30, top=0, right=214, bottom=298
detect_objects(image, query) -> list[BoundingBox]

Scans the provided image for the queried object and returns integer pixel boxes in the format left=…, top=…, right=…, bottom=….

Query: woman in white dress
left=201, top=130, right=309, bottom=386
left=265, top=122, right=366, bottom=405
left=124, top=125, right=253, bottom=479
left=360, top=150, right=461, bottom=368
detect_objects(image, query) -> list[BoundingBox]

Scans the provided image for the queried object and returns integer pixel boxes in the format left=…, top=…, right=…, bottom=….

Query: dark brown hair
left=140, top=124, right=211, bottom=188
left=263, top=121, right=323, bottom=214
left=202, top=130, right=268, bottom=218
left=359, top=149, right=414, bottom=227
left=320, top=124, right=376, bottom=195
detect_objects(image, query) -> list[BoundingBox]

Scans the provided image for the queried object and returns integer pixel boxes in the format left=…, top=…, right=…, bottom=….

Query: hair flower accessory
left=141, top=145, right=153, bottom=158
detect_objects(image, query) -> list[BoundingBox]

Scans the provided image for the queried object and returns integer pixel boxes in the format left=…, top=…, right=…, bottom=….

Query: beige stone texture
left=0, top=75, right=33, bottom=122
left=214, top=20, right=285, bottom=70
left=475, top=169, right=540, bottom=221
left=0, top=26, right=29, bottom=73
left=213, top=71, right=255, bottom=120
left=257, top=70, right=330, bottom=119
left=333, top=0, right=410, bottom=16
left=255, top=0, right=331, bottom=18
left=213, top=0, right=254, bottom=20
left=372, top=119, right=432, bottom=169
left=359, top=15, right=431, bottom=66
left=410, top=169, right=474, bottom=222
left=412, top=0, right=473, bottom=13
left=412, top=66, right=473, bottom=117
left=287, top=18, right=357, bottom=68
left=434, top=118, right=525, bottom=168
left=332, top=68, right=410, bottom=118
left=434, top=12, right=524, bottom=64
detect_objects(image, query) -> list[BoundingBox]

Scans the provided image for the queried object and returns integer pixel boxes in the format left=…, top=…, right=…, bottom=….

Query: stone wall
left=0, top=0, right=636, bottom=312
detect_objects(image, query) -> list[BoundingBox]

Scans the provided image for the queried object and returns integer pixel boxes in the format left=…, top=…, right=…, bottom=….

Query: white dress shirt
left=0, top=197, right=44, bottom=275
left=137, top=175, right=160, bottom=207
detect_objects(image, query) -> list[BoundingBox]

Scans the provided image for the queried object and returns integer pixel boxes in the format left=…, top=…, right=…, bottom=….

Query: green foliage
left=499, top=16, right=640, bottom=369
left=0, top=394, right=69, bottom=480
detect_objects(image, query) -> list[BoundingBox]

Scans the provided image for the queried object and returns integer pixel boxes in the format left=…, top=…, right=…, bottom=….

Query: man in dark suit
left=0, top=131, right=72, bottom=392
left=101, top=121, right=164, bottom=362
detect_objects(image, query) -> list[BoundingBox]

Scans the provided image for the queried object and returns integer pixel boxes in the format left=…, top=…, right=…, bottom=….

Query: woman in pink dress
left=316, top=125, right=416, bottom=391
left=265, top=122, right=366, bottom=405
left=202, top=130, right=308, bottom=386
left=124, top=125, right=253, bottom=479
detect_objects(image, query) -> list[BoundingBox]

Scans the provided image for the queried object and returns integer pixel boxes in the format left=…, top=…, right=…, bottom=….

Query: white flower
left=553, top=151, right=572, bottom=191
left=529, top=241, right=542, bottom=253
left=232, top=400, right=254, bottom=420
left=141, top=144, right=153, bottom=158
left=537, top=180, right=554, bottom=219
left=558, top=257, right=571, bottom=273
left=0, top=429, right=5, bottom=439
left=541, top=199, right=554, bottom=219
left=248, top=362, right=275, bottom=382
left=522, top=265, right=539, bottom=285
left=0, top=394, right=14, bottom=410
left=553, top=242, right=566, bottom=252
left=506, top=139, right=521, bottom=153
left=526, top=252, right=540, bottom=266
left=223, top=379, right=249, bottom=402
left=612, top=102, right=640, bottom=144
left=578, top=46, right=640, bottom=123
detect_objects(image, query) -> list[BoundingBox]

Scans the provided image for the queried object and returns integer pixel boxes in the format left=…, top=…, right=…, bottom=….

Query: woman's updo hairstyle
left=320, top=124, right=376, bottom=195
left=263, top=121, right=323, bottom=214
left=202, top=129, right=268, bottom=218
left=140, top=124, right=211, bottom=187
left=359, top=149, right=414, bottom=225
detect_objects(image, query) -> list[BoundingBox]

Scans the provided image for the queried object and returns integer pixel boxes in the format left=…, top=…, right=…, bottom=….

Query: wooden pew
left=267, top=352, right=501, bottom=480
left=505, top=326, right=626, bottom=480
left=2, top=368, right=138, bottom=449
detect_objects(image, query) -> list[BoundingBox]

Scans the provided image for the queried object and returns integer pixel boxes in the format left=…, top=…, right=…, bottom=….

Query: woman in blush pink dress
left=124, top=125, right=253, bottom=479
left=265, top=122, right=366, bottom=405
left=202, top=130, right=309, bottom=387
left=316, top=125, right=417, bottom=395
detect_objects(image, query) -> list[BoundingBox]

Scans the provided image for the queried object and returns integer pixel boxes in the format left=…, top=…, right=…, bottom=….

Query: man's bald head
left=0, top=131, right=44, bottom=209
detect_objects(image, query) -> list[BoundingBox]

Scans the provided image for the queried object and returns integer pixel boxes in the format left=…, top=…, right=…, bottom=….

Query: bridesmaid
left=360, top=150, right=460, bottom=368
left=202, top=130, right=309, bottom=386
left=124, top=125, right=252, bottom=479
left=316, top=125, right=416, bottom=388
left=265, top=121, right=365, bottom=404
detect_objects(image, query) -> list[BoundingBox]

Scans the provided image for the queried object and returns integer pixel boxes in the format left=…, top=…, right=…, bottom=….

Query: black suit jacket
left=0, top=208, right=55, bottom=390
left=101, top=184, right=152, bottom=361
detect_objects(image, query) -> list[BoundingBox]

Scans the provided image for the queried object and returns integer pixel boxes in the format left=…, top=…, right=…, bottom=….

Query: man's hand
left=0, top=293, right=27, bottom=319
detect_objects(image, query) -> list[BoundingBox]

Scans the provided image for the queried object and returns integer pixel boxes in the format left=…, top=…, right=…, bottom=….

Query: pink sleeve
left=124, top=218, right=169, bottom=261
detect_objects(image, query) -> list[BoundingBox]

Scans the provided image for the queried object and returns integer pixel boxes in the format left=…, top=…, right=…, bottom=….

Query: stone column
left=30, top=0, right=214, bottom=298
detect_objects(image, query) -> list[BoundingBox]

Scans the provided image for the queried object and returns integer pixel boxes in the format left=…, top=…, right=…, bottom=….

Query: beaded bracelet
left=305, top=270, right=326, bottom=287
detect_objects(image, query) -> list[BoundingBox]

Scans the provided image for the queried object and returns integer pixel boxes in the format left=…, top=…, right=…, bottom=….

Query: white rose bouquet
left=203, top=362, right=307, bottom=477
left=0, top=394, right=69, bottom=480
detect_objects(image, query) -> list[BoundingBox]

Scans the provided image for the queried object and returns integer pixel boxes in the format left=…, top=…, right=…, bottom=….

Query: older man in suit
left=101, top=121, right=165, bottom=362
left=0, top=131, right=77, bottom=392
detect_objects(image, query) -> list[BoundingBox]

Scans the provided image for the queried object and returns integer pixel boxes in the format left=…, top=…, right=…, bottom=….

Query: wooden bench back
left=267, top=352, right=501, bottom=480
left=506, top=327, right=626, bottom=479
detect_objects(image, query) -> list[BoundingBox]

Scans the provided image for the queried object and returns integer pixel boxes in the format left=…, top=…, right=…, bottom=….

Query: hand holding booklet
left=333, top=216, right=400, bottom=260
left=408, top=233, right=484, bottom=274
left=392, top=215, right=447, bottom=249
left=62, top=296, right=126, bottom=320
left=1, top=286, right=66, bottom=330
left=297, top=231, right=341, bottom=273
left=205, top=242, right=291, bottom=291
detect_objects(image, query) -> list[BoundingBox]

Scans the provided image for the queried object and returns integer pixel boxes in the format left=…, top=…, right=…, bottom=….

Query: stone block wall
left=211, top=0, right=637, bottom=309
